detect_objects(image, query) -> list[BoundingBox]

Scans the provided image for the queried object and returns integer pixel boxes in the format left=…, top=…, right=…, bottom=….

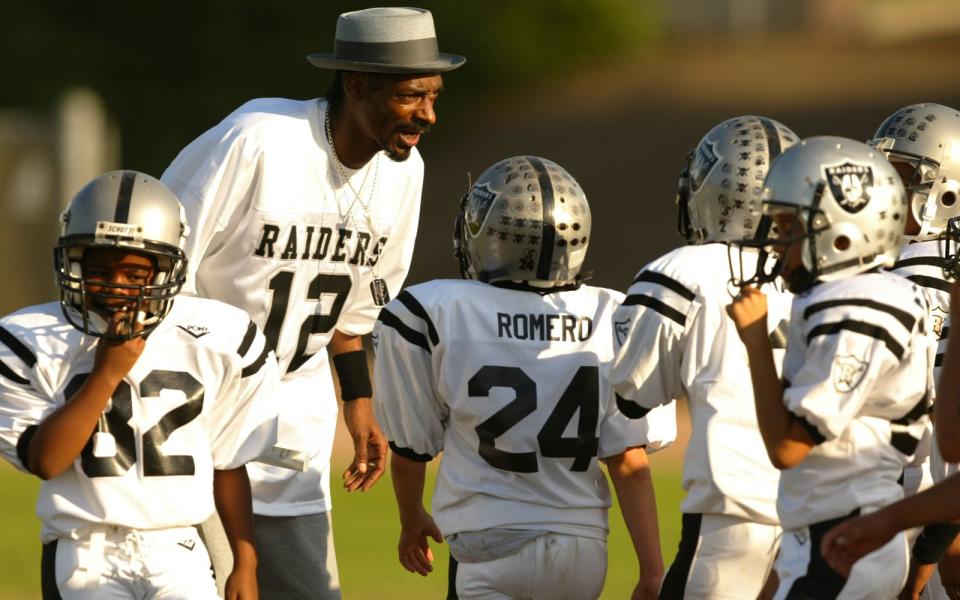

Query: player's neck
left=329, top=105, right=379, bottom=169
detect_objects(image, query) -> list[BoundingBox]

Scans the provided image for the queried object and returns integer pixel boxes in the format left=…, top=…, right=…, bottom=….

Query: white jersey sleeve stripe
left=633, top=270, right=696, bottom=301
left=622, top=294, right=687, bottom=326
left=396, top=290, right=439, bottom=346
left=0, top=326, right=36, bottom=368
left=806, top=320, right=905, bottom=361
left=802, top=298, right=917, bottom=331
left=377, top=308, right=431, bottom=353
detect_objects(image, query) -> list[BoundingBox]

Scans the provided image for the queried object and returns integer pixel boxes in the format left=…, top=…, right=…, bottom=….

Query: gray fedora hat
left=307, top=7, right=465, bottom=74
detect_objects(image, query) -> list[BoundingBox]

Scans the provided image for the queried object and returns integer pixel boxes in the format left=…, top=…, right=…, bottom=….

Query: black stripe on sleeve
left=792, top=412, right=827, bottom=445
left=397, top=291, right=439, bottom=346
left=802, top=299, right=916, bottom=331
left=115, top=170, right=136, bottom=223
left=0, top=326, right=36, bottom=368
left=631, top=270, right=696, bottom=301
left=0, top=360, right=29, bottom=385
left=377, top=308, right=431, bottom=353
left=892, top=255, right=946, bottom=270
left=936, top=353, right=944, bottom=367
left=891, top=431, right=920, bottom=456
left=908, top=274, right=952, bottom=294
left=389, top=441, right=433, bottom=462
left=622, top=294, right=687, bottom=326
left=237, top=320, right=258, bottom=356
left=806, top=320, right=904, bottom=361
left=616, top=395, right=651, bottom=420
left=892, top=395, right=930, bottom=425
left=240, top=345, right=271, bottom=378
left=528, top=157, right=556, bottom=281
left=16, top=425, right=37, bottom=471
left=942, top=326, right=951, bottom=341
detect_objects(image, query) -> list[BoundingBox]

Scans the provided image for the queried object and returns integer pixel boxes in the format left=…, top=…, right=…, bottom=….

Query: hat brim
left=306, top=52, right=465, bottom=74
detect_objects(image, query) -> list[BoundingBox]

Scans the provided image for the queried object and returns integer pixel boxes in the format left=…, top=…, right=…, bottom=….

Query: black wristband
left=913, top=522, right=960, bottom=564
left=333, top=350, right=372, bottom=401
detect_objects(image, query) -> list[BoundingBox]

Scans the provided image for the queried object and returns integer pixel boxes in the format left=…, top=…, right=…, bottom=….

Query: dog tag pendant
left=370, top=277, right=390, bottom=306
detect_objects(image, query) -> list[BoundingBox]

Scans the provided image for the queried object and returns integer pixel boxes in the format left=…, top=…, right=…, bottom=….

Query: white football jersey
left=373, top=280, right=676, bottom=539
left=161, top=98, right=422, bottom=514
left=777, top=272, right=933, bottom=530
left=892, top=240, right=955, bottom=481
left=610, top=244, right=791, bottom=524
left=0, top=297, right=280, bottom=543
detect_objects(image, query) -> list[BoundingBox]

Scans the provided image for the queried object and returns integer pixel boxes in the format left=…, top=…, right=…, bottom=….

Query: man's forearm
left=391, top=452, right=428, bottom=525
left=936, top=322, right=960, bottom=462
left=214, top=467, right=257, bottom=569
left=606, top=447, right=664, bottom=577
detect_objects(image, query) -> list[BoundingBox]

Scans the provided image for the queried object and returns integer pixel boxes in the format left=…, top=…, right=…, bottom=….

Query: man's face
left=81, top=247, right=155, bottom=317
left=355, top=73, right=444, bottom=162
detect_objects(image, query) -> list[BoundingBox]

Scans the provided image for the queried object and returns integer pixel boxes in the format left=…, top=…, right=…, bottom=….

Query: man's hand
left=899, top=558, right=936, bottom=600
left=224, top=564, right=258, bottom=600
left=342, top=397, right=387, bottom=492
left=398, top=508, right=443, bottom=576
left=821, top=511, right=897, bottom=577
left=938, top=533, right=960, bottom=599
left=726, top=285, right=770, bottom=347
left=631, top=573, right=661, bottom=600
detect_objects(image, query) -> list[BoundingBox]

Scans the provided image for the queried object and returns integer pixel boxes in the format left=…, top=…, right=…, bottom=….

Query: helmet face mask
left=55, top=171, right=188, bottom=340
left=943, top=216, right=960, bottom=280
left=731, top=137, right=908, bottom=292
left=453, top=156, right=590, bottom=286
left=869, top=103, right=960, bottom=240
left=677, top=116, right=799, bottom=245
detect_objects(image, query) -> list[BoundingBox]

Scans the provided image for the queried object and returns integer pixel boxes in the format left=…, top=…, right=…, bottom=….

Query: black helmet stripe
left=115, top=170, right=136, bottom=223
left=759, top=117, right=782, bottom=163
left=528, top=156, right=555, bottom=280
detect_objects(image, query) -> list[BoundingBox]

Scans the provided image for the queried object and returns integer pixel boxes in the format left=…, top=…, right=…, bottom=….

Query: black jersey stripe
left=378, top=308, right=430, bottom=353
left=942, top=326, right=951, bottom=340
left=892, top=255, right=945, bottom=270
left=237, top=320, right=258, bottom=355
left=115, top=170, right=136, bottom=223
left=397, top=291, right=439, bottom=346
left=616, top=395, right=651, bottom=420
left=632, top=270, right=696, bottom=301
left=528, top=157, right=556, bottom=281
left=622, top=294, right=687, bottom=326
left=892, top=395, right=930, bottom=425
left=240, top=344, right=271, bottom=378
left=807, top=320, right=905, bottom=361
left=802, top=298, right=916, bottom=331
left=936, top=353, right=944, bottom=367
left=792, top=412, right=827, bottom=445
left=389, top=441, right=434, bottom=462
left=16, top=425, right=37, bottom=471
left=759, top=117, right=783, bottom=160
left=907, top=274, right=952, bottom=294
left=891, top=431, right=921, bottom=456
left=0, top=360, right=29, bottom=385
left=0, top=326, right=36, bottom=367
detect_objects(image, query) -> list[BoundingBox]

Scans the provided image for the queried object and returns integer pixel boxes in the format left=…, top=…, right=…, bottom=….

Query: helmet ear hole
left=833, top=235, right=851, bottom=251
left=942, top=191, right=957, bottom=207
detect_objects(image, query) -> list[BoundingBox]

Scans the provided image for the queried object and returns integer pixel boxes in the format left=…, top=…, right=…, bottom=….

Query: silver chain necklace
left=325, top=107, right=390, bottom=306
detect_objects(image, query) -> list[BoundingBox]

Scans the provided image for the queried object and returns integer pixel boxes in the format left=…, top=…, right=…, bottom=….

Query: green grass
left=0, top=458, right=684, bottom=599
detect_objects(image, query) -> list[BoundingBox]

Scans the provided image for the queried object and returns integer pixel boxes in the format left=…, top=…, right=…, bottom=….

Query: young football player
left=728, top=137, right=934, bottom=599
left=871, top=103, right=960, bottom=600
left=373, top=156, right=675, bottom=600
left=611, top=115, right=798, bottom=599
left=0, top=171, right=281, bottom=599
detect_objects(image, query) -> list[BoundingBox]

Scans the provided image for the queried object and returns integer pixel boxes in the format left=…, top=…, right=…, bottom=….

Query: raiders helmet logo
left=689, top=141, right=719, bottom=193
left=832, top=353, right=868, bottom=393
left=465, top=183, right=498, bottom=237
left=825, top=162, right=874, bottom=214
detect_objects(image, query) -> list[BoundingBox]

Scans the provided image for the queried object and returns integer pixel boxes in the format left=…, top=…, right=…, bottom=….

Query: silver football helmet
left=55, top=170, right=188, bottom=339
left=453, top=156, right=590, bottom=285
left=678, top=115, right=799, bottom=243
left=869, top=103, right=960, bottom=240
left=741, top=137, right=907, bottom=291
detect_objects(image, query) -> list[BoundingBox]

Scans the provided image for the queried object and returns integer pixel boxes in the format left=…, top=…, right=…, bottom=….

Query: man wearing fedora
left=161, top=7, right=464, bottom=598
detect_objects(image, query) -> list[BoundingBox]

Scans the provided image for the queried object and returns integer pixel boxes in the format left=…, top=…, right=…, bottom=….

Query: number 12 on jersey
left=469, top=365, right=600, bottom=473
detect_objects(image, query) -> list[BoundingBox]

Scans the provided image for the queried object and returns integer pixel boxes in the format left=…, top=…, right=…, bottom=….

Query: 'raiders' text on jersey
left=254, top=223, right=388, bottom=267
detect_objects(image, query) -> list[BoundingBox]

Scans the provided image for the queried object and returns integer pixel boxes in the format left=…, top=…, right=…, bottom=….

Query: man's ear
left=343, top=72, right=368, bottom=101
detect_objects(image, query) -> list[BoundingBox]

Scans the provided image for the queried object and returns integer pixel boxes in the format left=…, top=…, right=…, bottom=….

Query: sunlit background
left=0, top=0, right=958, bottom=597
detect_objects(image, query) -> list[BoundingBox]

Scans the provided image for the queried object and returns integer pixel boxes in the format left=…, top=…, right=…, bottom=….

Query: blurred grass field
left=0, top=434, right=685, bottom=600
